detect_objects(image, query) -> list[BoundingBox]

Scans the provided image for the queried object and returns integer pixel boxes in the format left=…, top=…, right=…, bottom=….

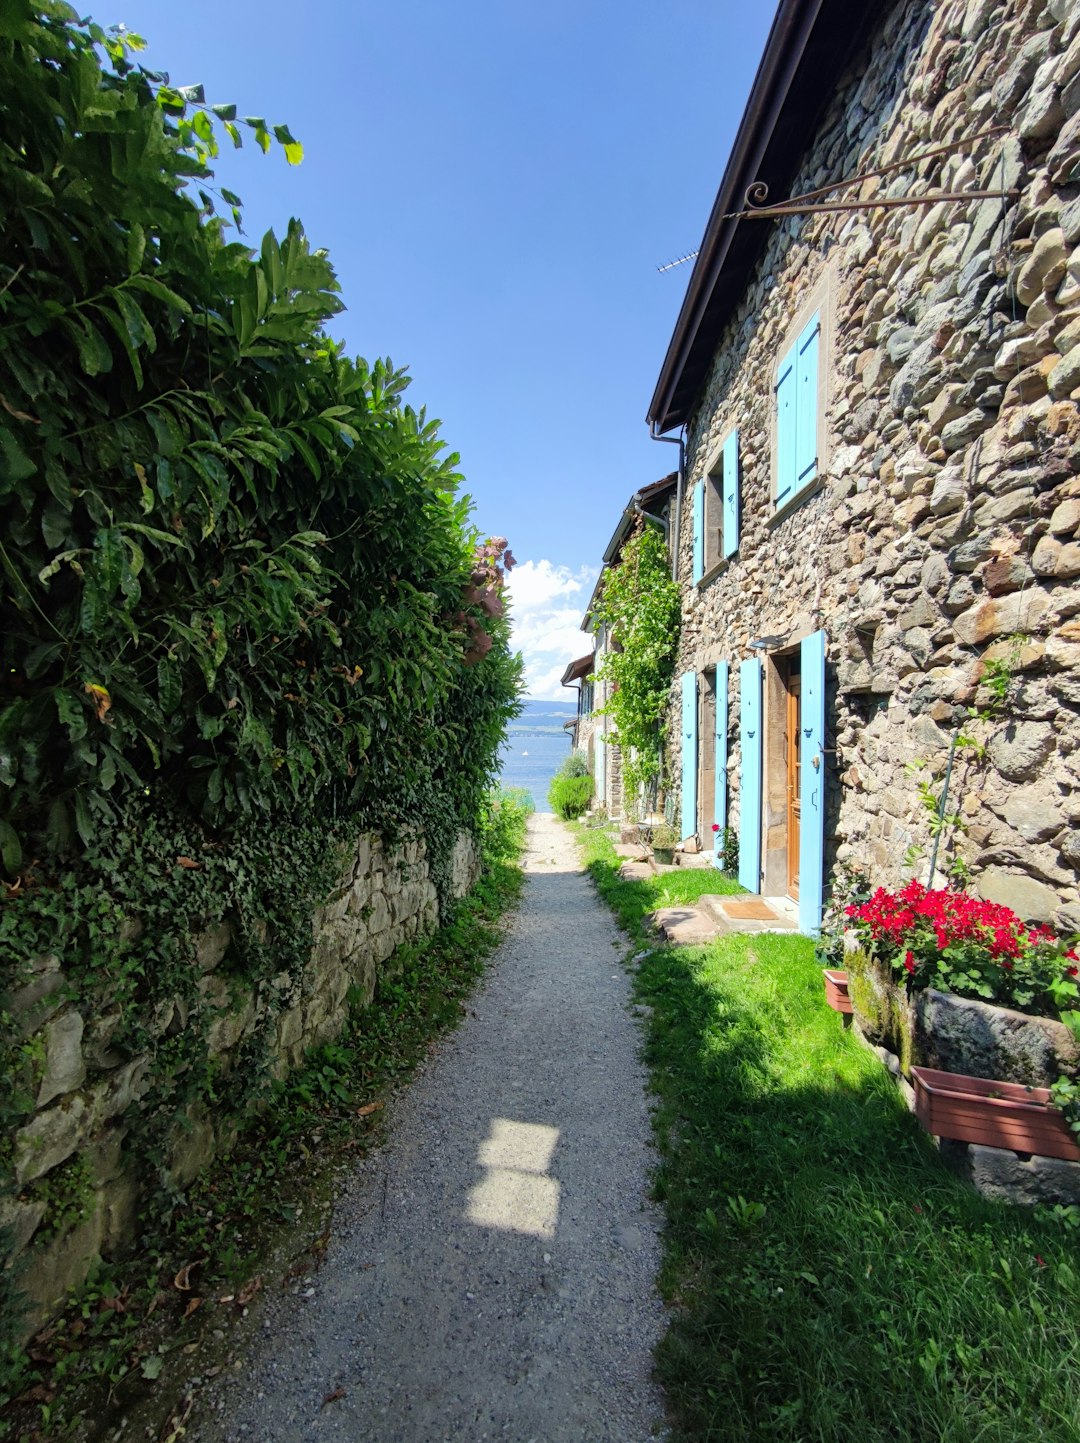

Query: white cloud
left=505, top=560, right=598, bottom=700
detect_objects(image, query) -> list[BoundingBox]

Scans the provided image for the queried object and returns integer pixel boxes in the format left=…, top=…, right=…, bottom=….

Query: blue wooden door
left=681, top=671, right=697, bottom=842
left=712, top=661, right=729, bottom=870
left=738, top=658, right=761, bottom=892
left=799, top=630, right=826, bottom=935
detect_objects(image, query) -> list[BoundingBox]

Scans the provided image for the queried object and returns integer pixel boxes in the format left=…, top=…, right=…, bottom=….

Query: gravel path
left=196, top=812, right=668, bottom=1443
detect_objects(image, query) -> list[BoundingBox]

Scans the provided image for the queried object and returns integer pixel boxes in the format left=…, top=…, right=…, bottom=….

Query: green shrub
left=549, top=773, right=594, bottom=819
left=557, top=751, right=591, bottom=779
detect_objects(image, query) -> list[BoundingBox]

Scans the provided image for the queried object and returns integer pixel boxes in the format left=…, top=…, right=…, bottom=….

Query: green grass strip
left=574, top=824, right=1080, bottom=1443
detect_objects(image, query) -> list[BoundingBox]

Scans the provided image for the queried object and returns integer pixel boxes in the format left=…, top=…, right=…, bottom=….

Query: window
left=694, top=427, right=740, bottom=583
left=775, top=311, right=821, bottom=508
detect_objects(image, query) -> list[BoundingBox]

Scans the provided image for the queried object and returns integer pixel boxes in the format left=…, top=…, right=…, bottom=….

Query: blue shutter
left=798, top=629, right=826, bottom=936
left=795, top=314, right=820, bottom=495
left=712, top=660, right=729, bottom=871
left=692, top=480, right=704, bottom=584
left=722, top=429, right=739, bottom=559
left=681, top=671, right=698, bottom=841
left=738, top=658, right=762, bottom=892
left=775, top=346, right=796, bottom=506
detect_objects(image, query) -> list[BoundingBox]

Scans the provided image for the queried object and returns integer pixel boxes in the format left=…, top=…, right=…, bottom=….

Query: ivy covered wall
left=0, top=1, right=520, bottom=1351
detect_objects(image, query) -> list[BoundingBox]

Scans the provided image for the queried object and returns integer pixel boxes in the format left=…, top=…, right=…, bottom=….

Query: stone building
left=647, top=0, right=1080, bottom=935
left=562, top=475, right=677, bottom=819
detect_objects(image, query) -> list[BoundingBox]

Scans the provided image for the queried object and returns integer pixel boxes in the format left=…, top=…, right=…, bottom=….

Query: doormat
left=721, top=897, right=780, bottom=921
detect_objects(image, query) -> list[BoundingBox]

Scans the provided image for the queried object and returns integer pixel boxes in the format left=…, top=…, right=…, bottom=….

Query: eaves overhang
left=561, top=653, right=595, bottom=687
left=647, top=0, right=880, bottom=435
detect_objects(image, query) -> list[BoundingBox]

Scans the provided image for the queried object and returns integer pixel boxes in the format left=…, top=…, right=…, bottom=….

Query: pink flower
left=711, top=823, right=720, bottom=832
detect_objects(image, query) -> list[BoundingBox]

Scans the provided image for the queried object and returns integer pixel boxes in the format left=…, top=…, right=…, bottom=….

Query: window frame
left=698, top=426, right=739, bottom=585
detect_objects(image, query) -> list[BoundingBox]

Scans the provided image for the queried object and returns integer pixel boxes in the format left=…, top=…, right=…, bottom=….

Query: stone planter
left=846, top=947, right=1080, bottom=1087
left=912, top=1067, right=1080, bottom=1162
left=652, top=846, right=675, bottom=866
left=822, top=969, right=853, bottom=1014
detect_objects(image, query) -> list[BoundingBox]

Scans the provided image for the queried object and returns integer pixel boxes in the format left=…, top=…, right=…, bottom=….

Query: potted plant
left=648, top=821, right=679, bottom=866
left=814, top=864, right=869, bottom=1017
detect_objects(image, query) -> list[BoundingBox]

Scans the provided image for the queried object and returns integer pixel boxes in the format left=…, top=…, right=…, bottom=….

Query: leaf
left=236, top=1275, right=262, bottom=1306
left=126, top=275, right=193, bottom=315
left=0, top=820, right=23, bottom=875
left=134, top=461, right=154, bottom=514
left=356, top=1101, right=382, bottom=1118
left=140, top=1354, right=164, bottom=1381
left=183, top=1296, right=203, bottom=1318
left=126, top=222, right=145, bottom=275
left=157, top=654, right=182, bottom=716
left=284, top=142, right=303, bottom=166
left=73, top=791, right=93, bottom=847
left=211, top=103, right=237, bottom=120
left=321, top=1388, right=345, bottom=1407
left=223, top=122, right=242, bottom=150
left=173, top=1258, right=206, bottom=1291
left=175, top=856, right=202, bottom=870
left=83, top=682, right=112, bottom=723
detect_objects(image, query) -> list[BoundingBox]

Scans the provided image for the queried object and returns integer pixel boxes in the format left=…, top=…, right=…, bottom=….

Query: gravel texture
left=195, top=812, right=668, bottom=1443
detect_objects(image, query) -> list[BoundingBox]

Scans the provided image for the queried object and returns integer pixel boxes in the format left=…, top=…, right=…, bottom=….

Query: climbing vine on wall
left=591, top=524, right=681, bottom=804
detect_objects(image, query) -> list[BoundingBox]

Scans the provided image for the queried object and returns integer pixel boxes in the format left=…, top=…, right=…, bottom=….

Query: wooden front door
left=785, top=658, right=801, bottom=899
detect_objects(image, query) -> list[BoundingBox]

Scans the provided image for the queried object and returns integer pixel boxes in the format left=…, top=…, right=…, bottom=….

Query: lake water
left=498, top=698, right=576, bottom=810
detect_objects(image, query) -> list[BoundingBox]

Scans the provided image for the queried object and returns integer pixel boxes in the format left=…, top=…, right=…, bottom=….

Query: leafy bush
left=0, top=1, right=521, bottom=871
left=558, top=751, right=591, bottom=779
left=548, top=769, right=594, bottom=819
left=547, top=752, right=593, bottom=819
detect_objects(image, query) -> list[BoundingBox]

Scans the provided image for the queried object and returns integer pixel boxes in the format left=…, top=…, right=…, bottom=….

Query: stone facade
left=2, top=826, right=479, bottom=1340
left=666, top=0, right=1080, bottom=930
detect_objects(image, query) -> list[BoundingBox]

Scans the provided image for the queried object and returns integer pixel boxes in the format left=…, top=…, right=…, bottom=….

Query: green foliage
left=1, top=789, right=530, bottom=1431
left=0, top=0, right=520, bottom=867
left=548, top=773, right=593, bottom=820
left=30, top=1154, right=95, bottom=1239
left=590, top=525, right=681, bottom=805
left=0, top=6, right=522, bottom=1409
left=547, top=751, right=593, bottom=818
left=556, top=751, right=591, bottom=779
left=575, top=824, right=1080, bottom=1443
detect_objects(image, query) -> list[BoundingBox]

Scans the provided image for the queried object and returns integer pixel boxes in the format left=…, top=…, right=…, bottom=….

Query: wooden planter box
left=822, top=969, right=852, bottom=1014
left=911, top=1066, right=1080, bottom=1161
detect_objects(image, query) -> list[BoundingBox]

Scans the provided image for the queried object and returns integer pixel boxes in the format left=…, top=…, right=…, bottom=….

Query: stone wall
left=670, top=0, right=1080, bottom=930
left=2, top=825, right=479, bottom=1340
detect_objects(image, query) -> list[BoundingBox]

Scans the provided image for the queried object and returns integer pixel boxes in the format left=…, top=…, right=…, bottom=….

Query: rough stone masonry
left=668, top=0, right=1080, bottom=932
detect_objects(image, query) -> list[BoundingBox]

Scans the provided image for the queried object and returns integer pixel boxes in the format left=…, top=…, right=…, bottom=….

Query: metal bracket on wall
left=727, top=124, right=1017, bottom=221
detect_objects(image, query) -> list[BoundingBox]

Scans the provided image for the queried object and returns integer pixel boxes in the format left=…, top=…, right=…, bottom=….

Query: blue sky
left=114, top=1, right=774, bottom=694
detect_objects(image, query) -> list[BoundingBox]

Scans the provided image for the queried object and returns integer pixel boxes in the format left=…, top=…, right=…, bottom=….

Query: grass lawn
left=574, top=825, right=1080, bottom=1443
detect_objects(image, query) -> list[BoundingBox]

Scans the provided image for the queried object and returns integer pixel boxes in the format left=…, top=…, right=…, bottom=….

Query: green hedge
left=0, top=2, right=522, bottom=1375
left=0, top=1, right=520, bottom=871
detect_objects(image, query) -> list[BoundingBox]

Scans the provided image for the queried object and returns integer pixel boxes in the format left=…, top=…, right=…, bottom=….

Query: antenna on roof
left=656, top=249, right=699, bottom=274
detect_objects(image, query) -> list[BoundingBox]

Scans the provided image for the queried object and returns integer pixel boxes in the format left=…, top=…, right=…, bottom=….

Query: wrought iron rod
left=733, top=188, right=1017, bottom=219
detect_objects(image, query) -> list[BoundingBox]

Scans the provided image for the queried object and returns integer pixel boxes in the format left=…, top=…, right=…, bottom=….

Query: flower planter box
left=911, top=1066, right=1080, bottom=1161
left=822, top=969, right=853, bottom=1014
left=652, top=846, right=675, bottom=866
